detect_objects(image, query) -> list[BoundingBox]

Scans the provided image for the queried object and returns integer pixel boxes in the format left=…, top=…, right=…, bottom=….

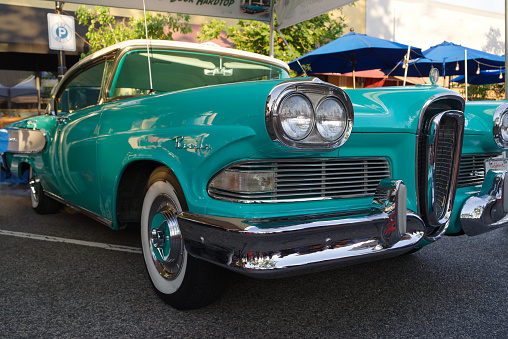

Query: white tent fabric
left=50, top=0, right=273, bottom=22
left=275, top=0, right=357, bottom=29
left=48, top=0, right=358, bottom=28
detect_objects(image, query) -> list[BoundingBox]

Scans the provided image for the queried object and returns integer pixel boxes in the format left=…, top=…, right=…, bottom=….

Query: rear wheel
left=29, top=167, right=61, bottom=214
left=141, top=167, right=226, bottom=310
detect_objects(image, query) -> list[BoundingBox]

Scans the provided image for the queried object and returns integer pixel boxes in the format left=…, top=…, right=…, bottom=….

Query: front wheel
left=141, top=167, right=226, bottom=310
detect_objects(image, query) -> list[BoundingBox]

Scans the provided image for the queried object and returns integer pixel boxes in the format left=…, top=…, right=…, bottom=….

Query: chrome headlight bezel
left=266, top=79, right=354, bottom=150
left=493, top=103, right=508, bottom=149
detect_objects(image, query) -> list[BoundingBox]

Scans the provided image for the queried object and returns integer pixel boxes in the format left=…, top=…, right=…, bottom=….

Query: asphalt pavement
left=0, top=181, right=507, bottom=338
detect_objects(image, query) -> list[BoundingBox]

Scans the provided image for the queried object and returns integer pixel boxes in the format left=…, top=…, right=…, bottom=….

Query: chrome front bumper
left=460, top=170, right=508, bottom=236
left=178, top=179, right=426, bottom=278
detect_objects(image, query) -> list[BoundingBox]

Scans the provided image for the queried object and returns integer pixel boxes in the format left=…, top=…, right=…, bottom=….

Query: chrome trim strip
left=265, top=78, right=354, bottom=150
left=460, top=170, right=508, bottom=236
left=492, top=102, right=508, bottom=148
left=180, top=179, right=425, bottom=278
left=5, top=128, right=47, bottom=154
left=44, top=191, right=113, bottom=228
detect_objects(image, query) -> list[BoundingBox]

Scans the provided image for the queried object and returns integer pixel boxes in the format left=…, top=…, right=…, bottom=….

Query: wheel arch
left=115, top=160, right=188, bottom=229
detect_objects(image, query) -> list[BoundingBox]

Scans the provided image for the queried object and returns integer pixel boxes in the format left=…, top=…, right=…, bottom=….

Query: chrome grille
left=209, top=158, right=391, bottom=202
left=458, top=153, right=501, bottom=188
left=432, top=117, right=458, bottom=219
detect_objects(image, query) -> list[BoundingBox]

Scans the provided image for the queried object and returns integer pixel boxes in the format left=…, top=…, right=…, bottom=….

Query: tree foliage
left=198, top=12, right=346, bottom=63
left=76, top=6, right=191, bottom=58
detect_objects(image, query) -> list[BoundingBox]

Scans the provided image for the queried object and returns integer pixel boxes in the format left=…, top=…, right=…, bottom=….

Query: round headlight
left=279, top=94, right=314, bottom=141
left=315, top=98, right=347, bottom=141
left=500, top=113, right=508, bottom=142
left=493, top=104, right=508, bottom=148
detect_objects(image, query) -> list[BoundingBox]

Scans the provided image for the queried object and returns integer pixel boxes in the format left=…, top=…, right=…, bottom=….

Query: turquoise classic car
left=3, top=40, right=468, bottom=309
left=450, top=101, right=508, bottom=236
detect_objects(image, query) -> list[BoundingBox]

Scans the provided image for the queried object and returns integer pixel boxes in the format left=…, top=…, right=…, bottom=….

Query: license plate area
left=485, top=157, right=508, bottom=172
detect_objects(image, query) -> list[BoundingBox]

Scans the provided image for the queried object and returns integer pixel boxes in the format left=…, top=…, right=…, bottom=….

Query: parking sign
left=47, top=13, right=76, bottom=51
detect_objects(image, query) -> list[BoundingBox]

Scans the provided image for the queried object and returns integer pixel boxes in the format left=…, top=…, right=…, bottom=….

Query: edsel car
left=449, top=101, right=508, bottom=236
left=3, top=40, right=469, bottom=310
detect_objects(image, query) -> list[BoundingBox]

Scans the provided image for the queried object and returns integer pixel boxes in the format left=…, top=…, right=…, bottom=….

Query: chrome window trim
left=265, top=78, right=354, bottom=150
left=493, top=102, right=508, bottom=149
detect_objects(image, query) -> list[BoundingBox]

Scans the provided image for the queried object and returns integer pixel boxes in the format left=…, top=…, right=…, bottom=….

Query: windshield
left=110, top=49, right=290, bottom=98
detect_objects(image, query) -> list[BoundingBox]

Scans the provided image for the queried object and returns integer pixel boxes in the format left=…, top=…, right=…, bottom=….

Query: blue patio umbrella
left=288, top=32, right=422, bottom=87
left=450, top=69, right=505, bottom=85
left=384, top=41, right=505, bottom=78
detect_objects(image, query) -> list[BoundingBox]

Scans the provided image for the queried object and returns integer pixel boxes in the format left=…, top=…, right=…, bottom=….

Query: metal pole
left=465, top=50, right=468, bottom=101
left=403, top=45, right=410, bottom=86
left=505, top=0, right=507, bottom=98
left=55, top=2, right=66, bottom=81
left=269, top=1, right=275, bottom=57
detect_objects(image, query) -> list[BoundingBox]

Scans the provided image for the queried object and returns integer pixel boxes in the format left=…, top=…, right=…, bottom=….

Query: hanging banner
left=275, top=0, right=358, bottom=29
left=55, top=0, right=273, bottom=22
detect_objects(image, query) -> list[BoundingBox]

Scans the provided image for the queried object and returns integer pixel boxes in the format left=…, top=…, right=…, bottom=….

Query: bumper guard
left=460, top=170, right=508, bottom=236
left=178, top=179, right=426, bottom=278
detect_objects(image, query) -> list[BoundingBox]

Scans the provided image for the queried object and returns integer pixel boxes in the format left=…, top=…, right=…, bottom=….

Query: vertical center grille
left=432, top=117, right=458, bottom=219
left=209, top=158, right=391, bottom=203
left=417, top=108, right=464, bottom=237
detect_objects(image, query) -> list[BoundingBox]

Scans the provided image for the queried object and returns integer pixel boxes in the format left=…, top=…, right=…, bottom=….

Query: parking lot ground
left=1, top=182, right=507, bottom=338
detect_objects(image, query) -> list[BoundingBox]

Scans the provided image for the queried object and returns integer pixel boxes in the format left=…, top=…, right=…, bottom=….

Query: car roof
left=73, top=39, right=290, bottom=73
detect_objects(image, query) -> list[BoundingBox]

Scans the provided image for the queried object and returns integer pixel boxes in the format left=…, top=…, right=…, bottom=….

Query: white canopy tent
left=44, top=0, right=358, bottom=55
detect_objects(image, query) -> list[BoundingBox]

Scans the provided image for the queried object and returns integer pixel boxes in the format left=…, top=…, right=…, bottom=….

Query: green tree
left=198, top=12, right=346, bottom=63
left=76, top=6, right=191, bottom=58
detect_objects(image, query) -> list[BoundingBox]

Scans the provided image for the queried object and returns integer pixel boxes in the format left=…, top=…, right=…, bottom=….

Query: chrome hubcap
left=148, top=196, right=184, bottom=280
left=29, top=173, right=40, bottom=203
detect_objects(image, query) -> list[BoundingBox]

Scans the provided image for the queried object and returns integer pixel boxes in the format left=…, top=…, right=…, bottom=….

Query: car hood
left=345, top=85, right=464, bottom=134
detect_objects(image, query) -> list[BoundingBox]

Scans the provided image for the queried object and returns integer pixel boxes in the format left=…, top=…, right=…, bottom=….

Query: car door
left=52, top=61, right=107, bottom=216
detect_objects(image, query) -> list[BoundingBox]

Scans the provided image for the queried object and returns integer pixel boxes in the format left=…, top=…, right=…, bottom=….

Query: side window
left=56, top=62, right=106, bottom=114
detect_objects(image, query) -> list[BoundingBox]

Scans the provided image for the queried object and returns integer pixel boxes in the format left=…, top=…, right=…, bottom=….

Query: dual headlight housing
left=266, top=79, right=354, bottom=150
left=493, top=103, right=508, bottom=149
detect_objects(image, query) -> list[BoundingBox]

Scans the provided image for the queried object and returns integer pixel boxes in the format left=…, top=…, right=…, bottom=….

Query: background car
left=449, top=101, right=508, bottom=236
left=3, top=40, right=466, bottom=309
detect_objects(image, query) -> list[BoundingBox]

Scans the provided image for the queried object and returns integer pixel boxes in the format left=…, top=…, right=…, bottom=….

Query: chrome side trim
left=460, top=170, right=508, bottom=236
left=492, top=102, right=508, bottom=148
left=5, top=128, right=47, bottom=154
left=44, top=191, right=113, bottom=228
left=179, top=179, right=425, bottom=278
left=265, top=79, right=354, bottom=150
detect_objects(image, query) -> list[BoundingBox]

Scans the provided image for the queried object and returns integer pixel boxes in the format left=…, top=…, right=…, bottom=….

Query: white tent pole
left=142, top=0, right=153, bottom=93
left=403, top=45, right=410, bottom=86
left=465, top=50, right=468, bottom=101
left=269, top=1, right=275, bottom=57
